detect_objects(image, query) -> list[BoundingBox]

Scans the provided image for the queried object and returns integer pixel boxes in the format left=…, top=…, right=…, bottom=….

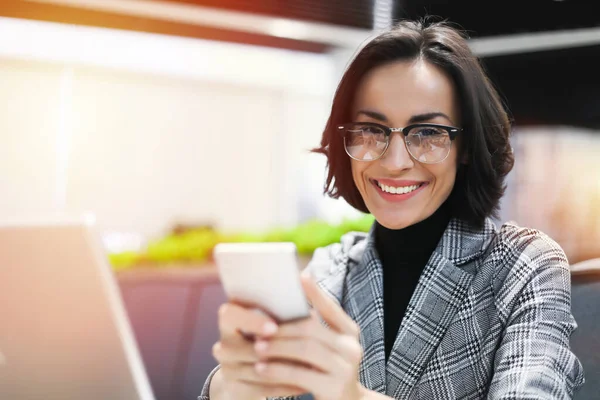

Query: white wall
left=0, top=61, right=64, bottom=216
left=68, top=68, right=281, bottom=233
left=0, top=17, right=355, bottom=244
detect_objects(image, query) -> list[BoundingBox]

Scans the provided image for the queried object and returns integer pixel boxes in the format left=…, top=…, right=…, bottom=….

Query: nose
left=379, top=133, right=414, bottom=172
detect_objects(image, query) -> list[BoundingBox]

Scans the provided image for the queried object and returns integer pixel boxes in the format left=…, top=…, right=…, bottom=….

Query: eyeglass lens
left=343, top=123, right=452, bottom=163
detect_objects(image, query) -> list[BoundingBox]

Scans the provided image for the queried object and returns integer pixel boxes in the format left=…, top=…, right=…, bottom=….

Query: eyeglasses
left=337, top=122, right=462, bottom=164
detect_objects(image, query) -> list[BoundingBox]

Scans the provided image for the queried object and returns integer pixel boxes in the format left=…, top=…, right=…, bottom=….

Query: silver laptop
left=0, top=218, right=155, bottom=400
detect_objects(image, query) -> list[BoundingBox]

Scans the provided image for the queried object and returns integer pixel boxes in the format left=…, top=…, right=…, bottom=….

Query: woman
left=201, top=19, right=585, bottom=399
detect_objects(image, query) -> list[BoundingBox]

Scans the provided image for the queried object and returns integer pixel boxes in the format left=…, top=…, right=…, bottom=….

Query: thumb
left=300, top=274, right=356, bottom=335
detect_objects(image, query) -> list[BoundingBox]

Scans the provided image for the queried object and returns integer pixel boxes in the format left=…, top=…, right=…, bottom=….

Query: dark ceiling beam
left=393, top=0, right=600, bottom=37
left=482, top=44, right=600, bottom=130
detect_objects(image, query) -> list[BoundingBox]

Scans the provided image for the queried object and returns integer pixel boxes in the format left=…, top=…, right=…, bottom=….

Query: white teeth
left=377, top=182, right=421, bottom=195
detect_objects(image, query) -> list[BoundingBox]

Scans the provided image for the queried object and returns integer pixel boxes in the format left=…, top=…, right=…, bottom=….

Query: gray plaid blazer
left=200, top=218, right=585, bottom=399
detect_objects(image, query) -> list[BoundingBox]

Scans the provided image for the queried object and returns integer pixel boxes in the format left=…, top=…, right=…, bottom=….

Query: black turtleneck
left=375, top=201, right=452, bottom=361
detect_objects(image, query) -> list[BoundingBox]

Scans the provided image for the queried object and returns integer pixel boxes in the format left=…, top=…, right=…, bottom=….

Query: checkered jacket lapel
left=385, top=218, right=496, bottom=398
left=343, top=236, right=387, bottom=393
left=310, top=218, right=497, bottom=397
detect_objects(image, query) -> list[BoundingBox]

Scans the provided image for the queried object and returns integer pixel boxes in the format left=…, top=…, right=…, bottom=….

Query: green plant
left=144, top=228, right=220, bottom=264
left=108, top=251, right=140, bottom=271
left=109, top=214, right=375, bottom=270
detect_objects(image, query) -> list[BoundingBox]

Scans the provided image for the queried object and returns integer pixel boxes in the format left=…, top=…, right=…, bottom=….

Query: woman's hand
left=210, top=303, right=306, bottom=400
left=246, top=274, right=365, bottom=400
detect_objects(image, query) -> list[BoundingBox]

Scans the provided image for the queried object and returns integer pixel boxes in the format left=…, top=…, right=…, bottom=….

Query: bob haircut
left=313, top=19, right=514, bottom=228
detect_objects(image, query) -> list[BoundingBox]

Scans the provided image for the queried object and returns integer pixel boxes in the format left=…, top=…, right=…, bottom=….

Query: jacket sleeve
left=198, top=365, right=220, bottom=400
left=487, top=234, right=585, bottom=399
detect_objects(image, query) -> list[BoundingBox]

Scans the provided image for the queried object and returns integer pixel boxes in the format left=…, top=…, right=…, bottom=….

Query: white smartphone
left=213, top=242, right=311, bottom=323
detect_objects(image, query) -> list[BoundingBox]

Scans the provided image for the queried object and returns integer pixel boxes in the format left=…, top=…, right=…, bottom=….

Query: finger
left=300, top=274, right=358, bottom=336
left=274, top=314, right=358, bottom=357
left=254, top=337, right=343, bottom=373
left=221, top=361, right=308, bottom=394
left=225, top=379, right=306, bottom=398
left=274, top=313, right=331, bottom=341
left=220, top=362, right=261, bottom=383
left=266, top=321, right=363, bottom=367
left=218, top=303, right=278, bottom=339
left=257, top=384, right=307, bottom=398
left=253, top=361, right=329, bottom=394
left=247, top=383, right=306, bottom=398
left=212, top=339, right=259, bottom=364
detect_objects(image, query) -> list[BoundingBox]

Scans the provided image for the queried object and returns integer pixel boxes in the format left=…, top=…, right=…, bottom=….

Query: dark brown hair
left=313, top=18, right=514, bottom=227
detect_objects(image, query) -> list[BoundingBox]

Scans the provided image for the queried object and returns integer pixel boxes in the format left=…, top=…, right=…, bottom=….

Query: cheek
left=439, top=169, right=457, bottom=191
left=430, top=156, right=459, bottom=193
left=351, top=160, right=365, bottom=192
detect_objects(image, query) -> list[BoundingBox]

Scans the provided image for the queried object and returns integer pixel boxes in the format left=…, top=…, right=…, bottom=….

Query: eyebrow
left=356, top=110, right=454, bottom=125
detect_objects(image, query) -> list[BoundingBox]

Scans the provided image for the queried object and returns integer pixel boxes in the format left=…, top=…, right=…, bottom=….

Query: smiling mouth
left=374, top=180, right=426, bottom=195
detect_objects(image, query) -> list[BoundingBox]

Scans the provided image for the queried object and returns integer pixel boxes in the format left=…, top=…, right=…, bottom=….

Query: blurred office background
left=1, top=1, right=599, bottom=399
left=1, top=0, right=599, bottom=262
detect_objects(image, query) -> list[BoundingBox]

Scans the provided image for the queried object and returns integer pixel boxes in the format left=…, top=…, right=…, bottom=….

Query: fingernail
left=254, top=340, right=268, bottom=353
left=262, top=322, right=278, bottom=335
left=255, top=362, right=267, bottom=373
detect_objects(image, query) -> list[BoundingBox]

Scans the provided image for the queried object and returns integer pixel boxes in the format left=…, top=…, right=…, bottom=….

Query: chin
left=372, top=210, right=420, bottom=230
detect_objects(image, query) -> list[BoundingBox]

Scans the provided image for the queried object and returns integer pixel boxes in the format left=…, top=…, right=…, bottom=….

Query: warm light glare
left=266, top=19, right=311, bottom=40
left=83, top=213, right=97, bottom=226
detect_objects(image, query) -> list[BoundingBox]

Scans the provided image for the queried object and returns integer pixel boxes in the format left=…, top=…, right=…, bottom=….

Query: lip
left=371, top=178, right=429, bottom=203
left=374, top=178, right=425, bottom=187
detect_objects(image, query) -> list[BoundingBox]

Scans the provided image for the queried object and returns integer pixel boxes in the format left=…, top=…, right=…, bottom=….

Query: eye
left=351, top=124, right=387, bottom=139
left=414, top=126, right=445, bottom=136
left=361, top=125, right=384, bottom=135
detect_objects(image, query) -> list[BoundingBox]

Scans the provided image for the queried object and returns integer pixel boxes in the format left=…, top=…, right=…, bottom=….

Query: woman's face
left=350, top=59, right=461, bottom=230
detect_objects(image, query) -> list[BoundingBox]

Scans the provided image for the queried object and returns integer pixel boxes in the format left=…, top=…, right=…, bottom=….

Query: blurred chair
left=180, top=272, right=227, bottom=400
left=570, top=259, right=600, bottom=400
left=119, top=272, right=193, bottom=400
left=119, top=268, right=226, bottom=400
